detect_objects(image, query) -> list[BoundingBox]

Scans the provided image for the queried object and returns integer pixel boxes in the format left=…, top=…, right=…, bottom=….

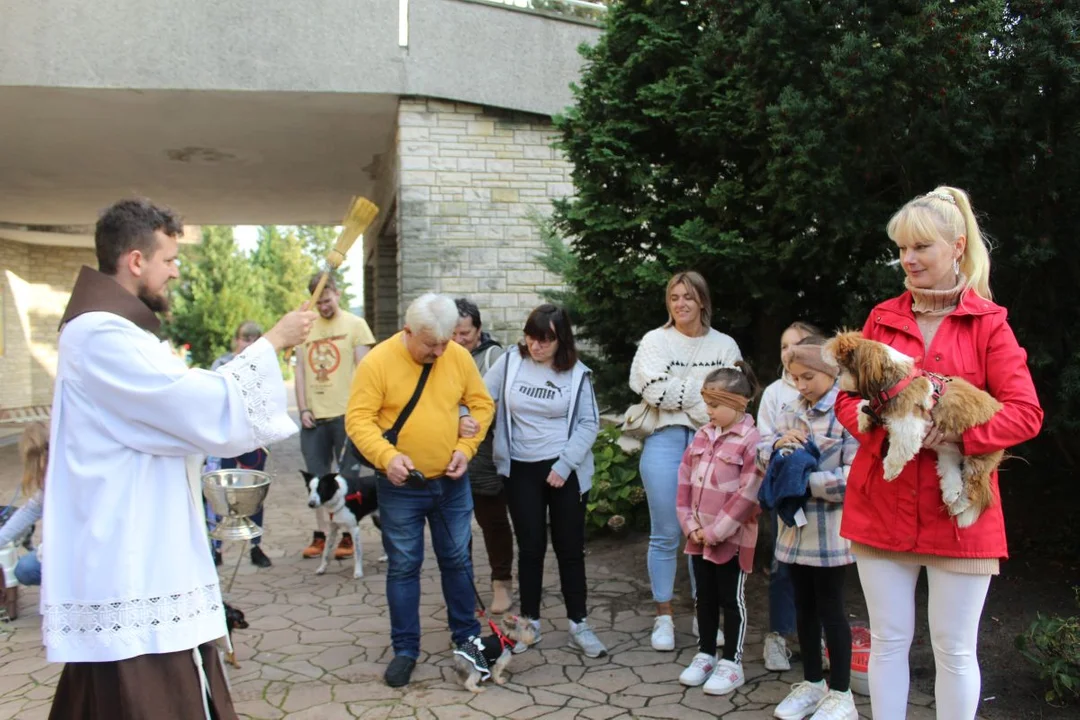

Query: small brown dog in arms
left=825, top=331, right=1002, bottom=528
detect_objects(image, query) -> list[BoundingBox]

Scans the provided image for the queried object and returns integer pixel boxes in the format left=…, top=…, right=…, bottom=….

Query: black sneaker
left=453, top=636, right=492, bottom=681
left=384, top=655, right=416, bottom=688
left=250, top=546, right=272, bottom=568
left=213, top=550, right=223, bottom=566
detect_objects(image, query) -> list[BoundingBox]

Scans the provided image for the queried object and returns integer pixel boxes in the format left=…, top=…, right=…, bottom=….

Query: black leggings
left=692, top=554, right=746, bottom=662
left=505, top=459, right=588, bottom=622
left=788, top=563, right=852, bottom=691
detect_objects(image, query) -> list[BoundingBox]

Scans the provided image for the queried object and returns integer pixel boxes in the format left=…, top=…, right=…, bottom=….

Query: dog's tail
left=970, top=475, right=995, bottom=513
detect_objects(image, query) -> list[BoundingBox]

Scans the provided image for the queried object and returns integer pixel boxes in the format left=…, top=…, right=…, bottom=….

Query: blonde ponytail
left=933, top=186, right=992, bottom=300
left=886, top=185, right=993, bottom=300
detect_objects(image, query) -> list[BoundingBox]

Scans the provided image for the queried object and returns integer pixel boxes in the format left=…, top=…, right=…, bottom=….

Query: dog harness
left=863, top=368, right=950, bottom=425
left=329, top=476, right=367, bottom=520
left=488, top=617, right=515, bottom=653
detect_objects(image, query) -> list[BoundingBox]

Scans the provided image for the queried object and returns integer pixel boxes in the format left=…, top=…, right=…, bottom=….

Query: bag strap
left=389, top=363, right=433, bottom=436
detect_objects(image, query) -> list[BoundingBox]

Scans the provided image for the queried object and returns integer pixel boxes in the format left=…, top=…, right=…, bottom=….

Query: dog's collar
left=868, top=368, right=950, bottom=415
left=869, top=367, right=919, bottom=413
left=489, top=618, right=515, bottom=652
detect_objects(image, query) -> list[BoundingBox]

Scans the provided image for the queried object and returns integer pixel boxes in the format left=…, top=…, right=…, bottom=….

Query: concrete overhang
left=0, top=87, right=399, bottom=226
left=0, top=0, right=600, bottom=226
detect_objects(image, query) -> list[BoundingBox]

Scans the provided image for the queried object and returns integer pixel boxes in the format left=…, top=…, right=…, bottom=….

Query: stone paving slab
left=0, top=424, right=946, bottom=719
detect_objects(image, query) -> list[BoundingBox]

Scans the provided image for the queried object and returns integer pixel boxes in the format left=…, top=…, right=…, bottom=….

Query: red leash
left=425, top=484, right=515, bottom=651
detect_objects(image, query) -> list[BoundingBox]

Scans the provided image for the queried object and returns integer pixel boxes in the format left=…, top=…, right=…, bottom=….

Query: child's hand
left=774, top=429, right=808, bottom=450
left=690, top=529, right=705, bottom=545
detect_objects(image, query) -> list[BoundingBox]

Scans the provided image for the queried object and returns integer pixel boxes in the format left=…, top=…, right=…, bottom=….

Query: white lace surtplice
left=42, top=315, right=296, bottom=663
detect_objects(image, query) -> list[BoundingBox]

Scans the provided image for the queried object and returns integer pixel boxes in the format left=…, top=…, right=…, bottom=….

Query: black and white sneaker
left=453, top=636, right=492, bottom=681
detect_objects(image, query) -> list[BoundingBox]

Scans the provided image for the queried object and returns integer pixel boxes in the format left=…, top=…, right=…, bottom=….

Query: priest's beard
left=137, top=283, right=170, bottom=313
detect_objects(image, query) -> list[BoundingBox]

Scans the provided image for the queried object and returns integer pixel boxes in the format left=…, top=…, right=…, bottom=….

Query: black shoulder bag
left=338, top=363, right=433, bottom=480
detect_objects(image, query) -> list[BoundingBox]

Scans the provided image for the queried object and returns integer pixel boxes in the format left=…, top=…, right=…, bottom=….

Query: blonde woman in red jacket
left=834, top=186, right=1043, bottom=720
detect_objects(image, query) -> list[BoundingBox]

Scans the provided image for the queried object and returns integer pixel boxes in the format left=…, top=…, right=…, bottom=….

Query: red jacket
left=835, top=290, right=1043, bottom=558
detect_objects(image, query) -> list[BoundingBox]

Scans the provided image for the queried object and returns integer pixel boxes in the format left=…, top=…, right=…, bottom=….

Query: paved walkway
left=0, top=428, right=943, bottom=719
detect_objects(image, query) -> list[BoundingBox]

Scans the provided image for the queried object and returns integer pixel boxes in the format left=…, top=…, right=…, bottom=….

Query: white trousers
left=856, top=554, right=991, bottom=720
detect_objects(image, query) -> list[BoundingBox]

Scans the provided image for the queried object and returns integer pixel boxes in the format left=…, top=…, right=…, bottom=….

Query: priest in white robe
left=43, top=198, right=316, bottom=720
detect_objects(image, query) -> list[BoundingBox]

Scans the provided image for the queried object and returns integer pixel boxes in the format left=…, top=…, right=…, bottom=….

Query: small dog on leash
left=222, top=602, right=248, bottom=669
left=453, top=615, right=538, bottom=693
left=302, top=471, right=379, bottom=578
left=825, top=331, right=1002, bottom=527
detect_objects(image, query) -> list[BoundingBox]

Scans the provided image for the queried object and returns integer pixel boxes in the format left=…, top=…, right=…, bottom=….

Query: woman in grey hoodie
left=485, top=304, right=606, bottom=658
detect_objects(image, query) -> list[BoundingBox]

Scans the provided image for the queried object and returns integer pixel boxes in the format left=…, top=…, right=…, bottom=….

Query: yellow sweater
left=345, top=332, right=494, bottom=479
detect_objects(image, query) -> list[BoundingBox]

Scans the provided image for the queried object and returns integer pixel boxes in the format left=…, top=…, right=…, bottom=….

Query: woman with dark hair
left=485, top=304, right=606, bottom=658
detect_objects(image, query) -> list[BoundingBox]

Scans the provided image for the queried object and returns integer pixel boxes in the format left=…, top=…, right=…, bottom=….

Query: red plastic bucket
left=850, top=622, right=871, bottom=695
left=823, top=622, right=871, bottom=696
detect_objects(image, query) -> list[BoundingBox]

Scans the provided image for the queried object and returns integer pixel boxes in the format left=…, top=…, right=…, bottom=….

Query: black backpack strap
left=386, top=363, right=433, bottom=440
left=339, top=362, right=434, bottom=476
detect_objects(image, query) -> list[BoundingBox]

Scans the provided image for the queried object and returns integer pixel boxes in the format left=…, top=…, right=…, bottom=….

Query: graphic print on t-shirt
left=515, top=379, right=564, bottom=402
left=507, top=361, right=574, bottom=462
left=308, top=334, right=346, bottom=382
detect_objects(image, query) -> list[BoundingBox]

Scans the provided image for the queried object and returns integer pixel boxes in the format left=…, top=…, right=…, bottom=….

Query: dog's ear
left=826, top=331, right=863, bottom=367
left=300, top=471, right=314, bottom=484
left=853, top=340, right=893, bottom=398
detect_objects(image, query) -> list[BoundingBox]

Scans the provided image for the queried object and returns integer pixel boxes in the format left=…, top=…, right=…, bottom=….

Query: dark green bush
left=587, top=426, right=648, bottom=535
left=1017, top=588, right=1080, bottom=705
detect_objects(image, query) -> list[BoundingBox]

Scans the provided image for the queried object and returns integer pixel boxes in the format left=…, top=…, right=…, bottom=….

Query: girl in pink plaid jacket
left=675, top=362, right=763, bottom=696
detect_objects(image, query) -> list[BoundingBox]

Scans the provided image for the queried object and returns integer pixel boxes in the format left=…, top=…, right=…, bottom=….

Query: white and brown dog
left=825, top=331, right=1002, bottom=528
left=453, top=615, right=539, bottom=693
left=302, top=471, right=379, bottom=578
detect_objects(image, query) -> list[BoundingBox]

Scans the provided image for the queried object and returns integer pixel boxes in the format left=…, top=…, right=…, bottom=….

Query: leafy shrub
left=586, top=425, right=649, bottom=534
left=1016, top=588, right=1080, bottom=705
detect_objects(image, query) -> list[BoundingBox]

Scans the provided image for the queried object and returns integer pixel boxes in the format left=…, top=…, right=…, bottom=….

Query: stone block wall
left=395, top=97, right=573, bottom=343
left=0, top=239, right=95, bottom=409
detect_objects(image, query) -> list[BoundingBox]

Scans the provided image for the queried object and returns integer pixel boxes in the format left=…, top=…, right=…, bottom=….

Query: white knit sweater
left=628, top=326, right=743, bottom=430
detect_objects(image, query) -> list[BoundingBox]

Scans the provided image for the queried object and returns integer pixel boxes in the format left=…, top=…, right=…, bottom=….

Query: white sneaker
left=821, top=638, right=830, bottom=671
left=678, top=652, right=716, bottom=687
left=774, top=680, right=828, bottom=719
left=764, top=632, right=793, bottom=671
left=691, top=616, right=725, bottom=647
left=651, top=615, right=675, bottom=651
left=702, top=659, right=744, bottom=696
left=808, top=689, right=857, bottom=720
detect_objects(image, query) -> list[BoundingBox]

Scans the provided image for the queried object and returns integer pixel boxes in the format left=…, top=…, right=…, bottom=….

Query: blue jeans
left=14, top=553, right=41, bottom=586
left=640, top=426, right=696, bottom=603
left=378, top=473, right=481, bottom=659
left=768, top=510, right=796, bottom=635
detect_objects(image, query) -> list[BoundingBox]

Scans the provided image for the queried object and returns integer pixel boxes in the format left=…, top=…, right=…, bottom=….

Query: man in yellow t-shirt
left=296, top=273, right=376, bottom=560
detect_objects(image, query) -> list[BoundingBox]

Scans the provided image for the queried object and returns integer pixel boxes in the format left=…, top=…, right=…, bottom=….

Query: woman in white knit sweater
left=629, top=271, right=742, bottom=652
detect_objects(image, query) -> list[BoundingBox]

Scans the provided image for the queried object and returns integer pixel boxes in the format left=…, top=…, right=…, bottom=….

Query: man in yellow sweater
left=346, top=293, right=494, bottom=688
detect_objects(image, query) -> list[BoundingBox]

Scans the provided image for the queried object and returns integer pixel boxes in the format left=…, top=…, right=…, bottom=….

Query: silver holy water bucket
left=202, top=469, right=271, bottom=541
